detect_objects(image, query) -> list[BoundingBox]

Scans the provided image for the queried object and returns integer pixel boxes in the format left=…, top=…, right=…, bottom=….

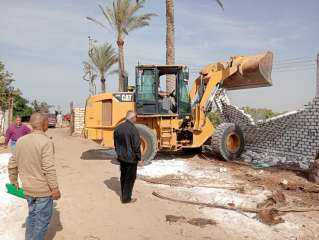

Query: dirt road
left=1, top=128, right=319, bottom=240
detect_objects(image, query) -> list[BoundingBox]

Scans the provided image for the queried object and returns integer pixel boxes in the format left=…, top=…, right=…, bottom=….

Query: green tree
left=88, top=43, right=118, bottom=93
left=242, top=106, right=281, bottom=122
left=31, top=100, right=52, bottom=113
left=207, top=111, right=222, bottom=126
left=87, top=0, right=156, bottom=91
left=165, top=0, right=223, bottom=93
left=13, top=95, right=33, bottom=118
left=0, top=61, right=14, bottom=111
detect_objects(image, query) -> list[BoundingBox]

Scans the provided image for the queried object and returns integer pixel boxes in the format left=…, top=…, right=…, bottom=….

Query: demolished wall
left=217, top=91, right=319, bottom=169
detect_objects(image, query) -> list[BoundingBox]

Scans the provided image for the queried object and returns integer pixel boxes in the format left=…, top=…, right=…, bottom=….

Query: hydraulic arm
left=190, top=51, right=273, bottom=130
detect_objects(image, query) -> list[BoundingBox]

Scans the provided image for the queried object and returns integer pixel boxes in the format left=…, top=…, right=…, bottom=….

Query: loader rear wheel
left=136, top=124, right=157, bottom=162
left=211, top=123, right=244, bottom=160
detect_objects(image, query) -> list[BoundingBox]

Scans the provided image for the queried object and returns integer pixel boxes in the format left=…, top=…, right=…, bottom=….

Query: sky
left=0, top=0, right=319, bottom=113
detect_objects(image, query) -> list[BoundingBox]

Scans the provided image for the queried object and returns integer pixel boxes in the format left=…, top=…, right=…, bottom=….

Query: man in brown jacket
left=8, top=112, right=61, bottom=240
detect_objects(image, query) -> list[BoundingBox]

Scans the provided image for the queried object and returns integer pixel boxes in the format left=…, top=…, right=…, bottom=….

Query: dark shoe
left=121, top=198, right=137, bottom=204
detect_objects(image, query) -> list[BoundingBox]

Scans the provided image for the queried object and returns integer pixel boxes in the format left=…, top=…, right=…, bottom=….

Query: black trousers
left=120, top=161, right=137, bottom=203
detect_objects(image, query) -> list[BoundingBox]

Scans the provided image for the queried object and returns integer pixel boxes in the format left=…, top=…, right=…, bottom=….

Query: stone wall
left=217, top=92, right=319, bottom=169
left=73, top=107, right=85, bottom=135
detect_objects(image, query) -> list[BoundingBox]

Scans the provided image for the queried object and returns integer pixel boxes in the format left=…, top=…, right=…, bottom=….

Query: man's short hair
left=15, top=116, right=21, bottom=120
left=126, top=111, right=136, bottom=120
left=30, top=112, right=48, bottom=129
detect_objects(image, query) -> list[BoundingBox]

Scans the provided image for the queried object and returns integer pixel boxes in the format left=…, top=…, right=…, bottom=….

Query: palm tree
left=165, top=0, right=175, bottom=93
left=88, top=43, right=118, bottom=93
left=87, top=0, right=156, bottom=92
left=165, top=0, right=223, bottom=93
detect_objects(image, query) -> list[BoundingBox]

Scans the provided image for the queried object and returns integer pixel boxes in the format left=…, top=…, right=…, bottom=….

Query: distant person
left=5, top=116, right=31, bottom=150
left=57, top=113, right=63, bottom=128
left=8, top=112, right=61, bottom=240
left=114, top=111, right=142, bottom=204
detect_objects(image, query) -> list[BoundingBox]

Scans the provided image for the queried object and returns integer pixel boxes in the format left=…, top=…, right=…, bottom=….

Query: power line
left=137, top=55, right=317, bottom=71
left=273, top=66, right=316, bottom=73
left=274, top=59, right=315, bottom=65
left=274, top=56, right=314, bottom=64
left=273, top=63, right=316, bottom=70
left=138, top=54, right=315, bottom=62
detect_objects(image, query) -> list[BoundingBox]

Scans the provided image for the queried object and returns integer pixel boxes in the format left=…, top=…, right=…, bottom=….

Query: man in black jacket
left=114, top=111, right=142, bottom=203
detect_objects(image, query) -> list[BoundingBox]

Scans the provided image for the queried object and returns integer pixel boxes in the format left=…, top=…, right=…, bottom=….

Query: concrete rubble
left=215, top=89, right=319, bottom=169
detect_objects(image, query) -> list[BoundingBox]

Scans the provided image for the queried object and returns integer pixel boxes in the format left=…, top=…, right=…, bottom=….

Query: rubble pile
left=217, top=91, right=319, bottom=169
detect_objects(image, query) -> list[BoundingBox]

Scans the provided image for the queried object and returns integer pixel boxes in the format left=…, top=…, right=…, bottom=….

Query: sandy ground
left=1, top=128, right=319, bottom=240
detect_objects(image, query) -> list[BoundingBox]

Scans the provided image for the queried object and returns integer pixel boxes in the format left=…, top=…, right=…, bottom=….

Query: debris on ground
left=308, top=159, right=319, bottom=183
left=166, top=215, right=186, bottom=223
left=279, top=179, right=319, bottom=193
left=137, top=155, right=319, bottom=230
left=257, top=208, right=285, bottom=225
left=153, top=191, right=262, bottom=213
left=187, top=218, right=217, bottom=228
left=165, top=215, right=216, bottom=228
left=139, top=176, right=240, bottom=191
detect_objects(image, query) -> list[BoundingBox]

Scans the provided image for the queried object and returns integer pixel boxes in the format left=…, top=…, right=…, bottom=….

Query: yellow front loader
left=84, top=51, right=273, bottom=161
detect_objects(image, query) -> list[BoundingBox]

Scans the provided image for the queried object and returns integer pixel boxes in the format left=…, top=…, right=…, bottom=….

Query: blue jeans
left=25, top=196, right=53, bottom=240
left=10, top=140, right=16, bottom=151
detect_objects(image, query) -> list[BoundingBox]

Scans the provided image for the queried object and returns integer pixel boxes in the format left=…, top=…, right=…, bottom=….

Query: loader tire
left=211, top=123, right=245, bottom=160
left=136, top=124, right=157, bottom=162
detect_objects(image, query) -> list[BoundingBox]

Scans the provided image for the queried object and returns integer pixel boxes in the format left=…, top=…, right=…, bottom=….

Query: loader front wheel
left=211, top=123, right=244, bottom=160
left=136, top=124, right=157, bottom=162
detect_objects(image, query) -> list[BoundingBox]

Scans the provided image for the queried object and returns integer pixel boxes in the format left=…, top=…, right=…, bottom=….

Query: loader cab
left=135, top=65, right=191, bottom=118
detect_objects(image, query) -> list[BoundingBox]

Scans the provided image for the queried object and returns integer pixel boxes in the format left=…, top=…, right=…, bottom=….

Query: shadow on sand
left=81, top=147, right=214, bottom=164
left=81, top=148, right=117, bottom=161
left=46, top=203, right=63, bottom=240
left=22, top=203, right=63, bottom=240
left=104, top=177, right=121, bottom=198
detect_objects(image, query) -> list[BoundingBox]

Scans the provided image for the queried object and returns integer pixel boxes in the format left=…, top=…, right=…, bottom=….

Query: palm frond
left=86, top=17, right=109, bottom=30
left=215, top=0, right=224, bottom=11
left=98, top=4, right=114, bottom=28
left=88, top=0, right=156, bottom=40
left=88, top=43, right=118, bottom=77
left=127, top=12, right=157, bottom=32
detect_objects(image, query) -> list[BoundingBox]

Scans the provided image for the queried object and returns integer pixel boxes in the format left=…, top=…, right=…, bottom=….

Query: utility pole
left=88, top=36, right=97, bottom=56
left=86, top=36, right=97, bottom=95
left=69, top=101, right=74, bottom=135
left=317, top=53, right=319, bottom=97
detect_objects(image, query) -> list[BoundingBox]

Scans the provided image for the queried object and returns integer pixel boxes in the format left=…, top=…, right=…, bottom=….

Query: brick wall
left=73, top=107, right=85, bottom=135
left=217, top=91, right=319, bottom=169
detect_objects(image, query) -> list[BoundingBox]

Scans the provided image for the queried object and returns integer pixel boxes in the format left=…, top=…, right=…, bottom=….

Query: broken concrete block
left=214, top=92, right=319, bottom=169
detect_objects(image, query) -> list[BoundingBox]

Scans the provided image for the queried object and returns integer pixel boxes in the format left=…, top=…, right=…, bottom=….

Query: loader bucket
left=222, top=51, right=273, bottom=90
